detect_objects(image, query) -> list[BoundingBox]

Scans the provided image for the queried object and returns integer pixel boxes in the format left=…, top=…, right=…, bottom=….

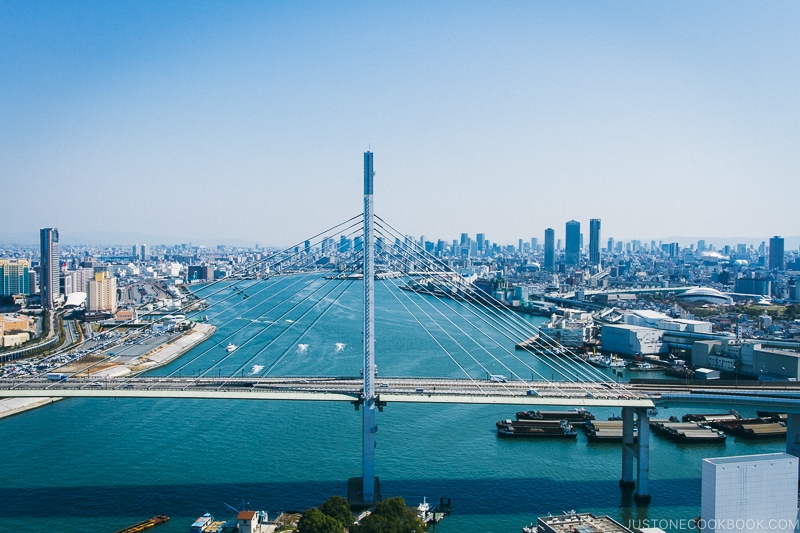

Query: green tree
left=351, top=497, right=425, bottom=533
left=297, top=507, right=344, bottom=533
left=319, top=495, right=354, bottom=528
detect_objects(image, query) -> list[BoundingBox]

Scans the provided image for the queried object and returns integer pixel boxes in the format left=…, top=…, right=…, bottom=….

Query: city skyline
left=2, top=2, right=799, bottom=247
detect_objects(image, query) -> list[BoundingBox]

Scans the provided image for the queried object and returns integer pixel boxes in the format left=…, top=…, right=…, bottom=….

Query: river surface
left=0, top=277, right=789, bottom=532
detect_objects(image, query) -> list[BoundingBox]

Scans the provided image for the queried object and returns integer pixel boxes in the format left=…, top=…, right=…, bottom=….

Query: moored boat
left=190, top=513, right=214, bottom=533
left=226, top=343, right=237, bottom=353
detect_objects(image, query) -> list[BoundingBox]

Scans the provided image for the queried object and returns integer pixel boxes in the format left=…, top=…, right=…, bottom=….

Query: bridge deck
left=0, top=377, right=655, bottom=408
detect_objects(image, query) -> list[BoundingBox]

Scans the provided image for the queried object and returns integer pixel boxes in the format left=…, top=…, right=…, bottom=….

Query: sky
left=2, top=1, right=798, bottom=248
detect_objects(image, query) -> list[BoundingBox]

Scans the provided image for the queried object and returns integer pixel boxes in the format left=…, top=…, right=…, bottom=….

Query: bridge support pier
left=786, top=414, right=800, bottom=478
left=620, top=407, right=651, bottom=503
left=634, top=408, right=651, bottom=504
left=620, top=407, right=635, bottom=489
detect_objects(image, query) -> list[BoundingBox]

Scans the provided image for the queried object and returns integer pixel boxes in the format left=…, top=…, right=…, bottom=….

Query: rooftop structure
left=536, top=512, right=633, bottom=533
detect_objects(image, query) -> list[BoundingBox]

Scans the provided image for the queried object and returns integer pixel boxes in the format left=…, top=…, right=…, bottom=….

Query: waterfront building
left=86, top=270, right=118, bottom=313
left=769, top=236, right=785, bottom=270
left=589, top=219, right=601, bottom=267
left=565, top=220, right=580, bottom=265
left=700, top=453, right=798, bottom=533
left=544, top=228, right=555, bottom=271
left=39, top=227, right=61, bottom=309
left=187, top=265, right=211, bottom=282
left=0, top=259, right=31, bottom=296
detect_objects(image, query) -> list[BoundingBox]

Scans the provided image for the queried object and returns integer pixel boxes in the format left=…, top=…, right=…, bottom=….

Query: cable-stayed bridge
left=2, top=152, right=797, bottom=505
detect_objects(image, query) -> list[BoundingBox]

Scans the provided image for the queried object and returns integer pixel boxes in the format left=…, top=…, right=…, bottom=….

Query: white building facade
left=700, top=453, right=798, bottom=533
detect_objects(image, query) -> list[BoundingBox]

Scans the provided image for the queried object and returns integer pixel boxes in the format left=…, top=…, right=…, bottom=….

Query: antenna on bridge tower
left=360, top=150, right=378, bottom=504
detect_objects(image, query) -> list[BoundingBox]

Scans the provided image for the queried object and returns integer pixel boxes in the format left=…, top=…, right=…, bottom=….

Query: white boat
left=627, top=362, right=660, bottom=372
left=226, top=343, right=237, bottom=352
left=588, top=355, right=626, bottom=368
left=417, top=497, right=440, bottom=524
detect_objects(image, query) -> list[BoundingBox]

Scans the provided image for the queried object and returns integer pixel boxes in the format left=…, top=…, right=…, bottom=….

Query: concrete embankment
left=0, top=397, right=62, bottom=420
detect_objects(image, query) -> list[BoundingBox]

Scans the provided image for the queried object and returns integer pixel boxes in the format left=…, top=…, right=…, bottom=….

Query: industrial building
left=692, top=339, right=800, bottom=380
left=601, top=324, right=667, bottom=355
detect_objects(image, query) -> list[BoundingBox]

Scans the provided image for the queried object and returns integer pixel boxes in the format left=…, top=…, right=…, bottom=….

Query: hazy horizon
left=3, top=2, right=798, bottom=247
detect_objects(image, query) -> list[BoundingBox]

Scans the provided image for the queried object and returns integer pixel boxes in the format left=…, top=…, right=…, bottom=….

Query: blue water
left=0, top=278, right=789, bottom=532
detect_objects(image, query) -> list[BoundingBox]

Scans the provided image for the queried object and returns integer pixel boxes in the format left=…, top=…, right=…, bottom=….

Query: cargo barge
left=113, top=515, right=169, bottom=533
left=497, top=419, right=578, bottom=438
left=516, top=408, right=594, bottom=422
left=649, top=421, right=727, bottom=442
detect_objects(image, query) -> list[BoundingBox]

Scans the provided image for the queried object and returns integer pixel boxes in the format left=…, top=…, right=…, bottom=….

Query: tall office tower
left=476, top=233, right=485, bottom=253
left=39, top=228, right=60, bottom=309
left=565, top=220, right=580, bottom=265
left=698, top=239, right=706, bottom=251
left=304, top=240, right=311, bottom=254
left=141, top=244, right=150, bottom=261
left=701, top=453, right=797, bottom=533
left=589, top=219, right=601, bottom=266
left=518, top=239, right=523, bottom=253
left=460, top=233, right=471, bottom=256
left=607, top=237, right=614, bottom=254
left=544, top=228, right=555, bottom=271
left=86, top=270, right=118, bottom=313
left=0, top=259, right=31, bottom=296
left=531, top=237, right=538, bottom=251
left=769, top=236, right=785, bottom=270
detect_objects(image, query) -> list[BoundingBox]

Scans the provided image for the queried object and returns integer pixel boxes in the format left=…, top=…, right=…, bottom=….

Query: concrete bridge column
left=786, top=413, right=800, bottom=476
left=634, top=408, right=651, bottom=504
left=620, top=406, right=635, bottom=489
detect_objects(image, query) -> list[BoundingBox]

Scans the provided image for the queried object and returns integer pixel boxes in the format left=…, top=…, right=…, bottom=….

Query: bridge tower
left=361, top=151, right=379, bottom=504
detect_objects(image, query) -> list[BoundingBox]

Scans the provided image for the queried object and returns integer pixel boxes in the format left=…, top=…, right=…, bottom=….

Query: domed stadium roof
left=676, top=287, right=732, bottom=305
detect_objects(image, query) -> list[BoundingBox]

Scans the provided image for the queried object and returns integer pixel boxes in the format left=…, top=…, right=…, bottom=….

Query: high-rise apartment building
left=544, top=228, right=555, bottom=271
left=39, top=227, right=60, bottom=309
left=565, top=220, right=580, bottom=265
left=86, top=270, right=117, bottom=313
left=589, top=219, right=601, bottom=267
left=0, top=259, right=31, bottom=296
left=701, top=453, right=797, bottom=533
left=769, top=236, right=785, bottom=270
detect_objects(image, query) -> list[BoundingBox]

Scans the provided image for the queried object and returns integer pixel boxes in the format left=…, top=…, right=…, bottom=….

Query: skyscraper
left=39, top=227, right=60, bottom=309
left=589, top=219, right=601, bottom=267
left=544, top=228, right=555, bottom=271
left=565, top=220, right=580, bottom=266
left=769, top=236, right=785, bottom=270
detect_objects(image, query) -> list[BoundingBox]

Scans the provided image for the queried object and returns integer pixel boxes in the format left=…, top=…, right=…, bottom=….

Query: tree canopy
left=297, top=507, right=345, bottom=533
left=351, top=497, right=425, bottom=533
left=319, top=495, right=355, bottom=528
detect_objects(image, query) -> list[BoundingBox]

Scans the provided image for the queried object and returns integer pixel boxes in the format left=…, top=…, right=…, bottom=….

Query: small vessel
left=226, top=343, right=237, bottom=353
left=586, top=354, right=626, bottom=368
left=190, top=513, right=214, bottom=532
left=627, top=362, right=660, bottom=372
left=417, top=497, right=433, bottom=523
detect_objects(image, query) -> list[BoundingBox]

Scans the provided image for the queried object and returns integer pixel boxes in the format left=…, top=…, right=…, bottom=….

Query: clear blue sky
left=2, top=1, right=798, bottom=248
